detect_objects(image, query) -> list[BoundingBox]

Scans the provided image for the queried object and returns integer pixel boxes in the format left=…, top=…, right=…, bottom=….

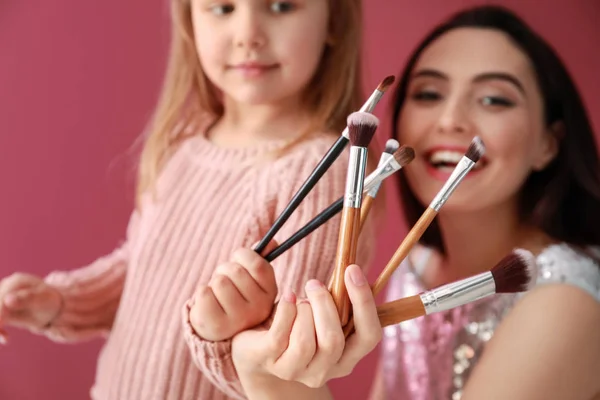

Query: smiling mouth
left=426, top=149, right=487, bottom=172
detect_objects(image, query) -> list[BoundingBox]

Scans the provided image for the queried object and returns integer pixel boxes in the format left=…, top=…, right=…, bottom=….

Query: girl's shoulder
left=534, top=243, right=600, bottom=303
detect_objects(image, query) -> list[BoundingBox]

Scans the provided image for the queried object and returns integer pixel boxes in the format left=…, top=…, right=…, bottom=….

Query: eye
left=270, top=1, right=295, bottom=13
left=209, top=3, right=235, bottom=15
left=480, top=96, right=515, bottom=108
left=412, top=90, right=442, bottom=102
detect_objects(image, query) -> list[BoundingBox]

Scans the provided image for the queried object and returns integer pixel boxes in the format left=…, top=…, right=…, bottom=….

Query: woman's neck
left=207, top=95, right=311, bottom=148
left=430, top=199, right=550, bottom=285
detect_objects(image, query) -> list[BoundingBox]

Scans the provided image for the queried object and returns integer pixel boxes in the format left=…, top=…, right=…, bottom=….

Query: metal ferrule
left=420, top=272, right=495, bottom=315
left=362, top=156, right=402, bottom=193
left=344, top=147, right=368, bottom=208
left=429, top=156, right=475, bottom=211
left=361, top=89, right=384, bottom=113
left=342, top=90, right=384, bottom=139
left=367, top=153, right=393, bottom=198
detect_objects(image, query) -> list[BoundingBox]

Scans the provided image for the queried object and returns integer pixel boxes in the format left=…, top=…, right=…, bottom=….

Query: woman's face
left=397, top=27, right=559, bottom=213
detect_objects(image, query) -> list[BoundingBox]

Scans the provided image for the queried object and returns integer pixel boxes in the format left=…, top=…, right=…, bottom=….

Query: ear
left=532, top=121, right=563, bottom=171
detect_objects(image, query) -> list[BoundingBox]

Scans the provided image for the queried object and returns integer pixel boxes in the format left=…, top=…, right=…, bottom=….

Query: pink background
left=1, top=1, right=598, bottom=399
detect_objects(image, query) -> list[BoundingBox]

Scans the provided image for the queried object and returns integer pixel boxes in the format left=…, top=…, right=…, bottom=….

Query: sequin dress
left=380, top=243, right=600, bottom=400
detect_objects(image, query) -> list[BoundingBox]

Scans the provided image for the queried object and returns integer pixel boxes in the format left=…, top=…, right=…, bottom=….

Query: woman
left=229, top=5, right=600, bottom=400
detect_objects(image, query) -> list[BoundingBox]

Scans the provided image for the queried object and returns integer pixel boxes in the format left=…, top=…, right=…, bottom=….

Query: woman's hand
left=232, top=264, right=382, bottom=396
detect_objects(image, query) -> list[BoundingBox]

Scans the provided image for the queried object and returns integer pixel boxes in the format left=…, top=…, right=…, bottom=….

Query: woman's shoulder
left=533, top=243, right=600, bottom=303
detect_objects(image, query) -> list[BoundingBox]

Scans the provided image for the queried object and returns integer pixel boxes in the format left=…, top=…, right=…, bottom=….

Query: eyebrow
left=412, top=68, right=526, bottom=95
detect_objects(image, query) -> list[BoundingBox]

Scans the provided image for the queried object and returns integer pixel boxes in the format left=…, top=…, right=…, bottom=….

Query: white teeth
left=429, top=150, right=463, bottom=165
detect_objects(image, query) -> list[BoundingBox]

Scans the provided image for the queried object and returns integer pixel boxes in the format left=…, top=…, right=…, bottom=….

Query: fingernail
left=0, top=334, right=7, bottom=345
left=305, top=279, right=324, bottom=292
left=348, top=265, right=367, bottom=286
left=282, top=290, right=296, bottom=303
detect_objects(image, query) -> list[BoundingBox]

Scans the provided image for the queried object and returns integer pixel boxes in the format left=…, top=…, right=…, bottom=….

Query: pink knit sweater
left=40, top=128, right=375, bottom=399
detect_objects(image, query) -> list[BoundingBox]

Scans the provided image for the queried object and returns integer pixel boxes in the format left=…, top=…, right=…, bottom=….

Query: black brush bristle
left=384, top=139, right=399, bottom=154
left=393, top=145, right=415, bottom=167
left=347, top=112, right=379, bottom=148
left=465, top=136, right=485, bottom=163
left=377, top=75, right=396, bottom=92
left=491, top=249, right=538, bottom=293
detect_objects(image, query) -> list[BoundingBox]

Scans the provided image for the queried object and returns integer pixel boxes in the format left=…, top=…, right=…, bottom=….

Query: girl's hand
left=189, top=247, right=278, bottom=342
left=231, top=264, right=382, bottom=391
left=0, top=273, right=63, bottom=343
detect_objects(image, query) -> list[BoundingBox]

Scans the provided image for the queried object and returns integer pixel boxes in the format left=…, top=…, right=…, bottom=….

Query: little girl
left=0, top=1, right=376, bottom=399
left=227, top=5, right=600, bottom=400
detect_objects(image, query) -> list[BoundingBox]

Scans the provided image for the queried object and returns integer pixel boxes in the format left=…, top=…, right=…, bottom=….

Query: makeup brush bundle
left=255, top=75, right=540, bottom=333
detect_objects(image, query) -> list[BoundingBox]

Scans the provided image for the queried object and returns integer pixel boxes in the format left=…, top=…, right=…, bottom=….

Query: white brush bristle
left=347, top=111, right=379, bottom=128
left=384, top=139, right=400, bottom=154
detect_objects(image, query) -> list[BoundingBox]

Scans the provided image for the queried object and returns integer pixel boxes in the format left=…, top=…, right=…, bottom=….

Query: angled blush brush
left=253, top=75, right=395, bottom=254
left=371, top=136, right=486, bottom=297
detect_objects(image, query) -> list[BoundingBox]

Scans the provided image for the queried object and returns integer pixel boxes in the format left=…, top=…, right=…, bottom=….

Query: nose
left=436, top=98, right=470, bottom=135
left=234, top=8, right=267, bottom=50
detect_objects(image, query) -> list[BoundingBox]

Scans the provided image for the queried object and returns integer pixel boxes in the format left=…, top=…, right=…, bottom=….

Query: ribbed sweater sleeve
left=38, top=210, right=140, bottom=342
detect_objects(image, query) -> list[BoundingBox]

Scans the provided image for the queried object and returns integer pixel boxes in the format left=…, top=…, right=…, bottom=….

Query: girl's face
left=398, top=28, right=559, bottom=213
left=191, top=0, right=330, bottom=107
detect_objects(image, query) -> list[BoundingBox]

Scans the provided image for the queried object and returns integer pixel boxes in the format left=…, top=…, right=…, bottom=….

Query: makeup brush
left=360, top=139, right=399, bottom=231
left=330, top=112, right=379, bottom=325
left=371, top=136, right=486, bottom=297
left=253, top=75, right=395, bottom=254
left=263, top=145, right=414, bottom=262
left=376, top=249, right=538, bottom=328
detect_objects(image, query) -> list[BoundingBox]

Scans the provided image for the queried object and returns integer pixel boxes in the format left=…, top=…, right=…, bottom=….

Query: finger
left=231, top=248, right=277, bottom=297
left=0, top=274, right=39, bottom=319
left=190, top=286, right=226, bottom=334
left=209, top=274, right=247, bottom=316
left=304, top=280, right=345, bottom=369
left=4, top=289, right=33, bottom=311
left=0, top=328, right=7, bottom=345
left=265, top=289, right=297, bottom=358
left=215, top=262, right=266, bottom=305
left=338, top=265, right=382, bottom=368
left=273, top=301, right=316, bottom=376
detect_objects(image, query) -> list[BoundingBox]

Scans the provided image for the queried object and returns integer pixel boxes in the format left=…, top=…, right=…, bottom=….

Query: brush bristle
left=377, top=75, right=396, bottom=92
left=347, top=112, right=379, bottom=148
left=491, top=249, right=538, bottom=293
left=465, top=136, right=485, bottom=163
left=393, top=145, right=415, bottom=167
left=384, top=139, right=400, bottom=154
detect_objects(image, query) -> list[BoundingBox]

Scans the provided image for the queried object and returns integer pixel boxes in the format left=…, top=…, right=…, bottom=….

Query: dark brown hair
left=392, top=5, right=600, bottom=253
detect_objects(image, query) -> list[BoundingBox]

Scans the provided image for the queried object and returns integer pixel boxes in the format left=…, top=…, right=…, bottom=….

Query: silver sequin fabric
left=380, top=243, right=600, bottom=400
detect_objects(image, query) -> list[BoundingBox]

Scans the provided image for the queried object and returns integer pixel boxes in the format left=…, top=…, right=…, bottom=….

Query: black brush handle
left=264, top=197, right=344, bottom=262
left=254, top=136, right=349, bottom=254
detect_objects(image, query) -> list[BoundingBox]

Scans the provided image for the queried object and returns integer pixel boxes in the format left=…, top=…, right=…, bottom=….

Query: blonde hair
left=136, top=0, right=365, bottom=204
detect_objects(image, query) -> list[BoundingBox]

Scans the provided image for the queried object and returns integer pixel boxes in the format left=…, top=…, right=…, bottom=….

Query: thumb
left=344, top=265, right=379, bottom=329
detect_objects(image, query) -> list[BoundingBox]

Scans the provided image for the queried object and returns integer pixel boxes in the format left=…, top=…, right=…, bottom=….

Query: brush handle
left=330, top=207, right=361, bottom=325
left=264, top=198, right=343, bottom=262
left=254, top=136, right=349, bottom=254
left=377, top=295, right=426, bottom=328
left=371, top=207, right=438, bottom=297
left=343, top=294, right=425, bottom=338
left=359, top=194, right=376, bottom=232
